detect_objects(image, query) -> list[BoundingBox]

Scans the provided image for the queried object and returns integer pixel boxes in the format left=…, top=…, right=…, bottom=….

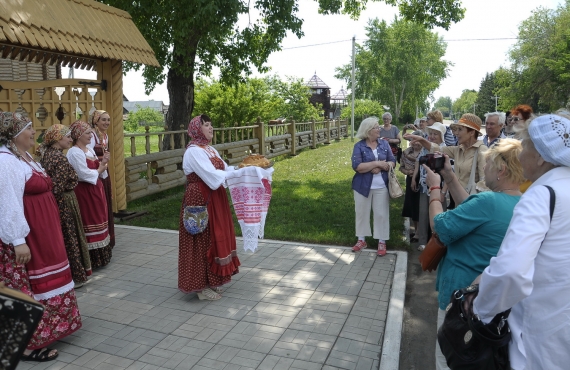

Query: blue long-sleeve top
left=351, top=138, right=396, bottom=197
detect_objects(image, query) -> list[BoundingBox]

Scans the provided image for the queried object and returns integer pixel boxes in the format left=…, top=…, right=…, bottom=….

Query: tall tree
left=496, top=2, right=570, bottom=112
left=432, top=96, right=452, bottom=117
left=452, top=89, right=478, bottom=115
left=335, top=17, right=450, bottom=122
left=99, top=0, right=464, bottom=148
left=475, top=72, right=499, bottom=118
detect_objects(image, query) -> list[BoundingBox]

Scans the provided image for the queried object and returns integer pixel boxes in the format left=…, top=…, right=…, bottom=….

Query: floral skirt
left=0, top=243, right=82, bottom=349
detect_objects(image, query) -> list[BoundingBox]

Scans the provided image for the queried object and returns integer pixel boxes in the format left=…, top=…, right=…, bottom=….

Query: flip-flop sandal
left=22, top=348, right=59, bottom=362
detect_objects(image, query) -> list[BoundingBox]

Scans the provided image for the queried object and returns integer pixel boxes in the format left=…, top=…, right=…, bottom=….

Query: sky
left=65, top=0, right=563, bottom=107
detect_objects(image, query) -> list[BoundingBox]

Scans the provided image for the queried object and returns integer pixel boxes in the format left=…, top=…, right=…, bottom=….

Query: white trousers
left=436, top=308, right=451, bottom=370
left=354, top=188, right=390, bottom=241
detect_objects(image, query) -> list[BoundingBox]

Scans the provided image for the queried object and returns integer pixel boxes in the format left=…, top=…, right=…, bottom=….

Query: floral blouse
left=40, top=147, right=78, bottom=199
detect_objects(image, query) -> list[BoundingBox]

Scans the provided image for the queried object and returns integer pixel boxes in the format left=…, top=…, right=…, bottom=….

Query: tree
left=475, top=72, right=499, bottom=118
left=123, top=105, right=164, bottom=132
left=496, top=2, right=570, bottom=112
left=99, top=0, right=464, bottom=149
left=452, top=89, right=478, bottom=115
left=432, top=96, right=452, bottom=117
left=340, top=99, right=385, bottom=122
left=335, top=17, right=450, bottom=122
left=193, top=76, right=321, bottom=125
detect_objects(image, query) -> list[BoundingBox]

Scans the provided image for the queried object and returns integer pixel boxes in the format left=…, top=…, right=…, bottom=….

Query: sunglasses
left=508, top=117, right=521, bottom=122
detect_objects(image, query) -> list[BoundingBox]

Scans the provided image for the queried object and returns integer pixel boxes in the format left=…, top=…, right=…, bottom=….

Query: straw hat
left=451, top=113, right=483, bottom=135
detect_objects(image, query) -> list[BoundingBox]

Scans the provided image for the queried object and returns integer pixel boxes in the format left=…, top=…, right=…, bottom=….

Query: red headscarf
left=70, top=120, right=91, bottom=141
left=187, top=115, right=210, bottom=147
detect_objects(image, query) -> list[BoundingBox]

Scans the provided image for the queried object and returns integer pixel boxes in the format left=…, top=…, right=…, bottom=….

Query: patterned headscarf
left=70, top=120, right=91, bottom=141
left=36, top=124, right=71, bottom=158
left=187, top=115, right=210, bottom=147
left=0, top=111, right=33, bottom=157
left=90, top=110, right=108, bottom=127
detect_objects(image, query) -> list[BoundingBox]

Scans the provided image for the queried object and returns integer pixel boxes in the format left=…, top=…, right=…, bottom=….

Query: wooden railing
left=123, top=118, right=348, bottom=202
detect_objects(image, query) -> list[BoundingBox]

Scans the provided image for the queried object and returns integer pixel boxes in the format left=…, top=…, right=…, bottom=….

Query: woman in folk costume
left=0, top=112, right=81, bottom=362
left=67, top=120, right=112, bottom=268
left=88, top=110, right=115, bottom=248
left=37, top=124, right=92, bottom=286
left=179, top=114, right=240, bottom=300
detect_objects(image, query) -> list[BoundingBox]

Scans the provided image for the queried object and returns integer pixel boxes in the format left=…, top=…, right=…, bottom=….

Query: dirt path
left=398, top=243, right=439, bottom=370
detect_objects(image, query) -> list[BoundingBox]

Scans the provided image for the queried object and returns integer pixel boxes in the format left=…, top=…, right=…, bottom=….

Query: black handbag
left=437, top=285, right=511, bottom=370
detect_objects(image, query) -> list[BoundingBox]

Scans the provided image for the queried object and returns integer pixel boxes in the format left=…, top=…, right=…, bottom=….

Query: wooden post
left=311, top=119, right=317, bottom=149
left=100, top=59, right=126, bottom=211
left=256, top=117, right=266, bottom=155
left=288, top=117, right=297, bottom=156
left=169, top=128, right=175, bottom=150
left=325, top=119, right=331, bottom=145
left=335, top=118, right=341, bottom=141
left=180, top=125, right=185, bottom=147
left=145, top=125, right=151, bottom=154
left=130, top=136, right=136, bottom=157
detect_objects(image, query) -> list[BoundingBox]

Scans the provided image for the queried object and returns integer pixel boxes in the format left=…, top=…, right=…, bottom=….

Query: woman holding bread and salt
left=178, top=114, right=240, bottom=301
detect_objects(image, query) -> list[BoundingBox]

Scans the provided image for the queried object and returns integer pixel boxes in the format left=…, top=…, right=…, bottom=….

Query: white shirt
left=66, top=146, right=107, bottom=185
left=0, top=145, right=31, bottom=246
left=474, top=166, right=570, bottom=370
left=182, top=145, right=233, bottom=190
left=370, top=148, right=386, bottom=189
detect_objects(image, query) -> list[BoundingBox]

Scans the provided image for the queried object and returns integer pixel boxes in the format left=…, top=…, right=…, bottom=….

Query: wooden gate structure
left=0, top=0, right=159, bottom=212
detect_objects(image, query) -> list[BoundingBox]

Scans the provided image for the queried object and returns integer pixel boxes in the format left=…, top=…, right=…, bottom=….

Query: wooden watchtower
left=306, top=73, right=331, bottom=119
left=0, top=0, right=160, bottom=212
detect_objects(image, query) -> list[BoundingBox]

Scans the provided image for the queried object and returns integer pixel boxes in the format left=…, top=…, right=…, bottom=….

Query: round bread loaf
left=238, top=154, right=270, bottom=168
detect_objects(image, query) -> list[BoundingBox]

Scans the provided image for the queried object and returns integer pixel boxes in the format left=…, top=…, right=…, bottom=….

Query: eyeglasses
left=372, top=126, right=381, bottom=130
left=508, top=117, right=521, bottom=122
left=382, top=118, right=391, bottom=121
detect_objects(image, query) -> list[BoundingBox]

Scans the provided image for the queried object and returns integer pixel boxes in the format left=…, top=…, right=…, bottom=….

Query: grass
left=119, top=137, right=410, bottom=250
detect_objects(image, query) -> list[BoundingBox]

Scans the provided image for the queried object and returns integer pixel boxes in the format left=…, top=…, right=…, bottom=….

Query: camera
left=418, top=153, right=444, bottom=173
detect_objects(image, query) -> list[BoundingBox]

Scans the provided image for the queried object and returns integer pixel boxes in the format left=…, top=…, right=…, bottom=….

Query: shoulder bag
left=465, top=147, right=479, bottom=195
left=418, top=233, right=447, bottom=272
left=437, top=284, right=511, bottom=370
left=182, top=184, right=213, bottom=235
left=388, top=166, right=404, bottom=198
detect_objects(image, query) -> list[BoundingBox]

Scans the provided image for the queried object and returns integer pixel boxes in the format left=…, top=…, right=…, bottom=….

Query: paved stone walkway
left=18, top=226, right=402, bottom=370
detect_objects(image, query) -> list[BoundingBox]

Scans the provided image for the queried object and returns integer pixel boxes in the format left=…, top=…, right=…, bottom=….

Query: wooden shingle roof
left=0, top=0, right=159, bottom=70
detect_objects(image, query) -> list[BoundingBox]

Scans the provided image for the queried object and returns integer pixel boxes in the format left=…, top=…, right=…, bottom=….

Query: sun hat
left=426, top=121, right=447, bottom=138
left=451, top=113, right=482, bottom=135
left=528, top=114, right=570, bottom=167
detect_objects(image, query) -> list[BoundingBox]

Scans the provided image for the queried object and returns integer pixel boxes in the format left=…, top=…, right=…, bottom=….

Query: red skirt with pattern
left=178, top=173, right=240, bottom=293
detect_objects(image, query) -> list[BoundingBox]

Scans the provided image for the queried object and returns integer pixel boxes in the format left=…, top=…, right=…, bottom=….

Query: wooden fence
left=123, top=118, right=348, bottom=202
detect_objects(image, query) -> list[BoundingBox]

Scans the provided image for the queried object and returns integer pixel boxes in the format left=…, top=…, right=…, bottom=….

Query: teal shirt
left=434, top=192, right=521, bottom=310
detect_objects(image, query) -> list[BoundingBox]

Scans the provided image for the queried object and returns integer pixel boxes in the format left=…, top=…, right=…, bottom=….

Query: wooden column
left=311, top=119, right=317, bottom=149
left=288, top=117, right=297, bottom=156
left=256, top=117, right=266, bottom=155
left=100, top=60, right=126, bottom=212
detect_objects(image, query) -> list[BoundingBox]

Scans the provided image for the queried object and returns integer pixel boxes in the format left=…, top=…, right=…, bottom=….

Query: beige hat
left=451, top=113, right=483, bottom=135
left=426, top=121, right=447, bottom=138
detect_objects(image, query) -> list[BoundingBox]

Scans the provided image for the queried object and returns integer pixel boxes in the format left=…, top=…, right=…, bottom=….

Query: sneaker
left=417, top=244, right=425, bottom=251
left=352, top=240, right=367, bottom=252
left=377, top=242, right=387, bottom=257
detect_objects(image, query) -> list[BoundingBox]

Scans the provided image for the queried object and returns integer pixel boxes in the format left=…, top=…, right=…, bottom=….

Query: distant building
left=123, top=100, right=169, bottom=117
left=331, top=86, right=349, bottom=118
left=306, top=73, right=331, bottom=119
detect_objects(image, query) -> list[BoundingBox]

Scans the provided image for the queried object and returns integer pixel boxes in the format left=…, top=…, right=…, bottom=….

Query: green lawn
left=119, top=138, right=410, bottom=250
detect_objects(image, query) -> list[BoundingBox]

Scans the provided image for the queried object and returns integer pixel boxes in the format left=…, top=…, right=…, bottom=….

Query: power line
left=280, top=37, right=518, bottom=50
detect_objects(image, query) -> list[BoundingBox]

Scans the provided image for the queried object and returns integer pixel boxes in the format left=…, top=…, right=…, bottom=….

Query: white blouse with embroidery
left=66, top=146, right=107, bottom=185
left=0, top=145, right=31, bottom=246
left=182, top=145, right=233, bottom=190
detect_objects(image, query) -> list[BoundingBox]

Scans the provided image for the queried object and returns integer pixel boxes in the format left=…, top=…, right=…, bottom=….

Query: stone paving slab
left=17, top=225, right=404, bottom=370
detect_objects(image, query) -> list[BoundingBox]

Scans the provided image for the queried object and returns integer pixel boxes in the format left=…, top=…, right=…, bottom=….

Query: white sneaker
left=417, top=245, right=425, bottom=251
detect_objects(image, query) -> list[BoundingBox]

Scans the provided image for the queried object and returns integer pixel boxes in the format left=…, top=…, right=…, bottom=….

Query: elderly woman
left=179, top=114, right=240, bottom=300
left=405, top=113, right=487, bottom=196
left=0, top=112, right=81, bottom=362
left=426, top=110, right=456, bottom=146
left=507, top=104, right=534, bottom=135
left=379, top=112, right=402, bottom=162
left=351, top=117, right=396, bottom=257
left=424, top=138, right=525, bottom=370
left=67, top=120, right=112, bottom=269
left=411, top=122, right=447, bottom=251
left=400, top=138, right=422, bottom=235
left=88, top=110, right=115, bottom=248
left=37, top=124, right=91, bottom=286
left=473, top=112, right=570, bottom=370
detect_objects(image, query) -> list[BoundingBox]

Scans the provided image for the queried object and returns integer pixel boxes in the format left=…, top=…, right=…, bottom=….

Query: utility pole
left=351, top=36, right=356, bottom=142
left=473, top=103, right=478, bottom=114
left=491, top=95, right=500, bottom=111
